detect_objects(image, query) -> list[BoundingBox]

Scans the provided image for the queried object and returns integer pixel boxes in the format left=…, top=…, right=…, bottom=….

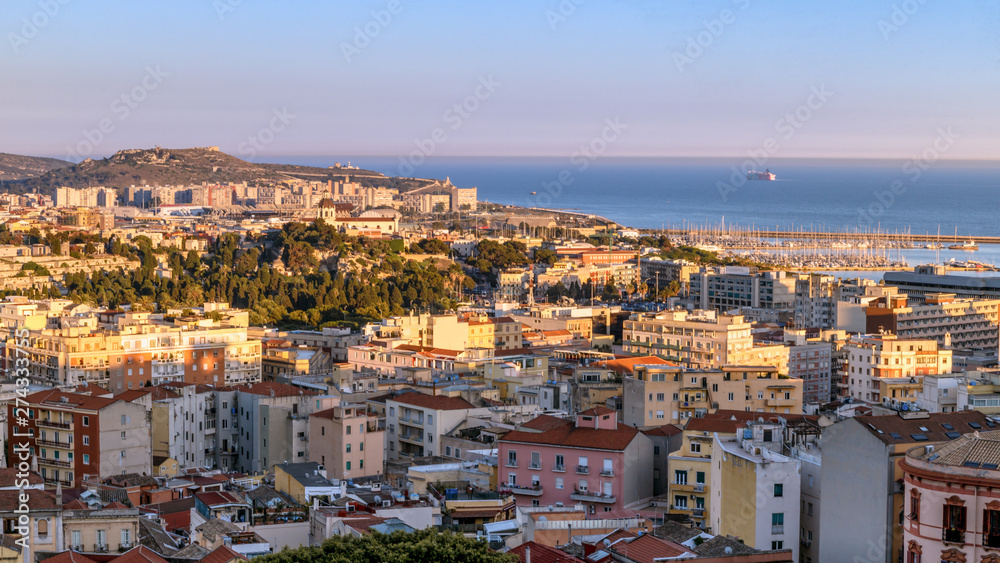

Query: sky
left=2, top=0, right=999, bottom=162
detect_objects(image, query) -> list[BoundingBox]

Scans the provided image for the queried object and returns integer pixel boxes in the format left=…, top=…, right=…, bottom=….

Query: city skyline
left=3, top=0, right=999, bottom=162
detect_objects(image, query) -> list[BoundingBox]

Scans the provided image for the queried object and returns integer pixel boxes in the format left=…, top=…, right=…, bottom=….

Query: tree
left=252, top=530, right=516, bottom=563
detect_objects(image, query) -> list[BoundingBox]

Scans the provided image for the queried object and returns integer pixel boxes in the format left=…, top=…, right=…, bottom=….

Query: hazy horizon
left=4, top=0, right=999, bottom=162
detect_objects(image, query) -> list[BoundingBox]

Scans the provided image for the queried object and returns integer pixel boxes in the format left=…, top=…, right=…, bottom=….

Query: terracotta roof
left=342, top=516, right=386, bottom=535
left=62, top=499, right=90, bottom=510
left=112, top=545, right=171, bottom=563
left=912, top=429, right=1000, bottom=467
left=579, top=406, right=615, bottom=417
left=196, top=491, right=248, bottom=507
left=146, top=386, right=181, bottom=401
left=234, top=382, right=318, bottom=397
left=39, top=552, right=98, bottom=563
left=854, top=411, right=992, bottom=445
left=642, top=424, right=682, bottom=437
left=520, top=414, right=571, bottom=432
left=595, top=356, right=674, bottom=375
left=608, top=534, right=692, bottom=563
left=508, top=541, right=586, bottom=563
left=115, top=389, right=153, bottom=402
left=502, top=416, right=640, bottom=452
left=25, top=389, right=119, bottom=411
left=0, top=468, right=42, bottom=487
left=388, top=393, right=475, bottom=411
left=0, top=489, right=58, bottom=510
left=199, top=545, right=248, bottom=563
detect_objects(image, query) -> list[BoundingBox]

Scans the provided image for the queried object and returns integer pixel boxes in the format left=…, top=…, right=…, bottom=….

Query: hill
left=6, top=147, right=437, bottom=194
left=0, top=153, right=73, bottom=182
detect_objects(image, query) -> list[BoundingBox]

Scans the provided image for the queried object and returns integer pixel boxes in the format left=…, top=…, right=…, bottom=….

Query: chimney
left=56, top=481, right=63, bottom=505
left=525, top=544, right=531, bottom=563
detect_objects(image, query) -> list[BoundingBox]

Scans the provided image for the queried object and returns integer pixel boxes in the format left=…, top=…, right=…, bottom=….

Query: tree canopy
left=254, top=530, right=516, bottom=563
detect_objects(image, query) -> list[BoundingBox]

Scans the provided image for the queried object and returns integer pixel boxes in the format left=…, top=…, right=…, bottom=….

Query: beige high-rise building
left=844, top=334, right=953, bottom=403
left=623, top=365, right=803, bottom=427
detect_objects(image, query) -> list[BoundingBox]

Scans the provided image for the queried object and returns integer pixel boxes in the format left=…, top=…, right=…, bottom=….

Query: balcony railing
left=506, top=484, right=543, bottom=496
left=943, top=528, right=965, bottom=544
left=694, top=484, right=705, bottom=492
left=36, top=419, right=71, bottom=430
left=506, top=460, right=518, bottom=468
left=576, top=465, right=590, bottom=474
left=94, top=544, right=109, bottom=553
left=553, top=464, right=565, bottom=472
left=693, top=508, right=704, bottom=517
left=600, top=469, right=614, bottom=477
left=529, top=463, right=542, bottom=470
left=771, top=525, right=784, bottom=535
left=36, top=439, right=70, bottom=448
left=38, top=457, right=71, bottom=468
left=571, top=490, right=615, bottom=504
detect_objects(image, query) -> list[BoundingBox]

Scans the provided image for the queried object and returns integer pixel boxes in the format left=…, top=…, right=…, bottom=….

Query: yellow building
left=153, top=456, right=180, bottom=478
left=624, top=365, right=803, bottom=427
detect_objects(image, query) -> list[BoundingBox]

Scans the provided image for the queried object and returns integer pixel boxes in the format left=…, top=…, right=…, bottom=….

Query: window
left=71, top=530, right=81, bottom=548
left=346, top=444, right=351, bottom=453
left=696, top=471, right=705, bottom=484
left=389, top=407, right=395, bottom=416
left=728, top=392, right=734, bottom=401
left=771, top=541, right=783, bottom=550
left=346, top=426, right=351, bottom=435
left=83, top=454, right=89, bottom=464
left=37, top=519, right=48, bottom=537
left=508, top=451, right=517, bottom=467
left=83, top=436, right=90, bottom=446
left=771, top=512, right=784, bottom=533
left=121, top=528, right=131, bottom=546
left=121, top=431, right=126, bottom=440
left=82, top=416, right=89, bottom=427
left=555, top=454, right=564, bottom=470
left=774, top=483, right=783, bottom=497
left=96, top=529, right=107, bottom=549
left=656, top=393, right=665, bottom=401
left=321, top=427, right=325, bottom=436
left=674, top=495, right=687, bottom=509
left=674, top=470, right=687, bottom=485
left=656, top=410, right=664, bottom=419
left=121, top=415, right=127, bottom=425
left=427, top=415, right=433, bottom=425
left=944, top=501, right=967, bottom=543
left=555, top=477, right=564, bottom=489
left=690, top=442, right=701, bottom=454
left=910, top=490, right=920, bottom=521
left=807, top=502, right=813, bottom=516
left=985, top=507, right=1000, bottom=548
left=346, top=461, right=351, bottom=470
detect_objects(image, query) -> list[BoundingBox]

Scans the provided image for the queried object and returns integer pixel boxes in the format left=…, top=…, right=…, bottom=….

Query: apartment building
left=819, top=410, right=992, bottom=563
left=16, top=308, right=262, bottom=390
left=498, top=408, right=654, bottom=513
left=6, top=390, right=150, bottom=487
left=623, top=365, right=803, bottom=427
left=866, top=291, right=1000, bottom=351
left=492, top=316, right=523, bottom=351
left=624, top=310, right=788, bottom=371
left=784, top=331, right=833, bottom=403
left=688, top=267, right=797, bottom=312
left=640, top=257, right=699, bottom=296
left=262, top=342, right=330, bottom=379
left=246, top=326, right=364, bottom=363
left=149, top=382, right=218, bottom=469
left=308, top=404, right=386, bottom=481
left=232, top=382, right=329, bottom=474
left=385, top=392, right=490, bottom=459
left=844, top=334, right=953, bottom=403
left=710, top=422, right=801, bottom=560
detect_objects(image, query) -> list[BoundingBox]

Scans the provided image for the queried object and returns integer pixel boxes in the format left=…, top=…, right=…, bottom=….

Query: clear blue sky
left=3, top=0, right=998, bottom=161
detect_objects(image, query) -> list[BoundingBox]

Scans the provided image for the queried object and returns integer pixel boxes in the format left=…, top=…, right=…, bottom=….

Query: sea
left=279, top=156, right=1000, bottom=236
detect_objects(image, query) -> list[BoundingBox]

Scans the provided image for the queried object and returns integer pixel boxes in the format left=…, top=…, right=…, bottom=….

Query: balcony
left=93, top=544, right=109, bottom=553
left=576, top=465, right=590, bottom=474
left=600, top=469, right=614, bottom=477
left=506, top=460, right=518, bottom=468
left=692, top=508, right=704, bottom=517
left=943, top=528, right=965, bottom=544
left=38, top=457, right=71, bottom=468
left=985, top=534, right=1000, bottom=548
left=399, top=434, right=423, bottom=444
left=766, top=398, right=797, bottom=407
left=529, top=463, right=542, bottom=470
left=36, top=419, right=71, bottom=430
left=771, top=525, right=784, bottom=535
left=552, top=464, right=565, bottom=472
left=36, top=439, right=70, bottom=449
left=694, top=484, right=705, bottom=492
left=571, top=490, right=616, bottom=504
left=43, top=477, right=73, bottom=487
left=506, top=484, right=543, bottom=496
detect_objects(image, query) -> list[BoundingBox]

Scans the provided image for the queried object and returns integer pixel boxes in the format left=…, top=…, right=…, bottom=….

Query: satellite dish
left=374, top=496, right=382, bottom=504
left=603, top=539, right=611, bottom=547
left=537, top=516, right=547, bottom=522
left=724, top=547, right=733, bottom=554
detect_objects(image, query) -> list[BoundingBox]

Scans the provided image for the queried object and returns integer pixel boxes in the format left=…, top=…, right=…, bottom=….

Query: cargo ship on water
left=746, top=169, right=776, bottom=180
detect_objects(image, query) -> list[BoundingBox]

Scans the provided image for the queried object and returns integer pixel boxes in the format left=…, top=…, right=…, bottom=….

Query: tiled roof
left=389, top=393, right=475, bottom=411
left=692, top=535, right=757, bottom=556
left=0, top=468, right=42, bottom=487
left=608, top=534, right=692, bottom=563
left=0, top=489, right=57, bottom=510
left=111, top=545, right=171, bottom=563
left=595, top=356, right=674, bottom=375
left=172, top=544, right=211, bottom=559
left=196, top=518, right=241, bottom=543
left=520, top=414, right=571, bottom=432
left=914, top=429, right=1000, bottom=467
left=501, top=416, right=640, bottom=452
left=508, top=541, right=586, bottom=563
left=196, top=491, right=248, bottom=507
left=37, top=552, right=98, bottom=563
left=854, top=411, right=992, bottom=445
left=115, top=389, right=153, bottom=402
left=642, top=424, right=682, bottom=437
left=342, top=516, right=386, bottom=535
left=651, top=521, right=701, bottom=543
left=26, top=389, right=120, bottom=411
left=199, top=545, right=248, bottom=563
left=579, top=406, right=615, bottom=417
left=234, top=381, right=318, bottom=397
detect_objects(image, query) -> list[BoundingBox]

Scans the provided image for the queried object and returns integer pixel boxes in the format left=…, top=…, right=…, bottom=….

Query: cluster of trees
left=60, top=220, right=473, bottom=330
left=467, top=240, right=529, bottom=275
left=255, top=531, right=515, bottom=563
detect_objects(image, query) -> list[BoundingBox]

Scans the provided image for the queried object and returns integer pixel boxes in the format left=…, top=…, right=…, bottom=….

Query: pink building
left=902, top=430, right=1000, bottom=563
left=498, top=407, right=654, bottom=514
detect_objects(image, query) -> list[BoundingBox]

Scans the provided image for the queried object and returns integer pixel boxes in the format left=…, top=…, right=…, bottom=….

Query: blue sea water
left=276, top=156, right=1000, bottom=236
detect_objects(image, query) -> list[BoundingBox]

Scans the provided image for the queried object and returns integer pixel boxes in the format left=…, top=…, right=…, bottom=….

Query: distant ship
left=529, top=191, right=537, bottom=195
left=746, top=169, right=776, bottom=181
left=949, top=240, right=979, bottom=251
